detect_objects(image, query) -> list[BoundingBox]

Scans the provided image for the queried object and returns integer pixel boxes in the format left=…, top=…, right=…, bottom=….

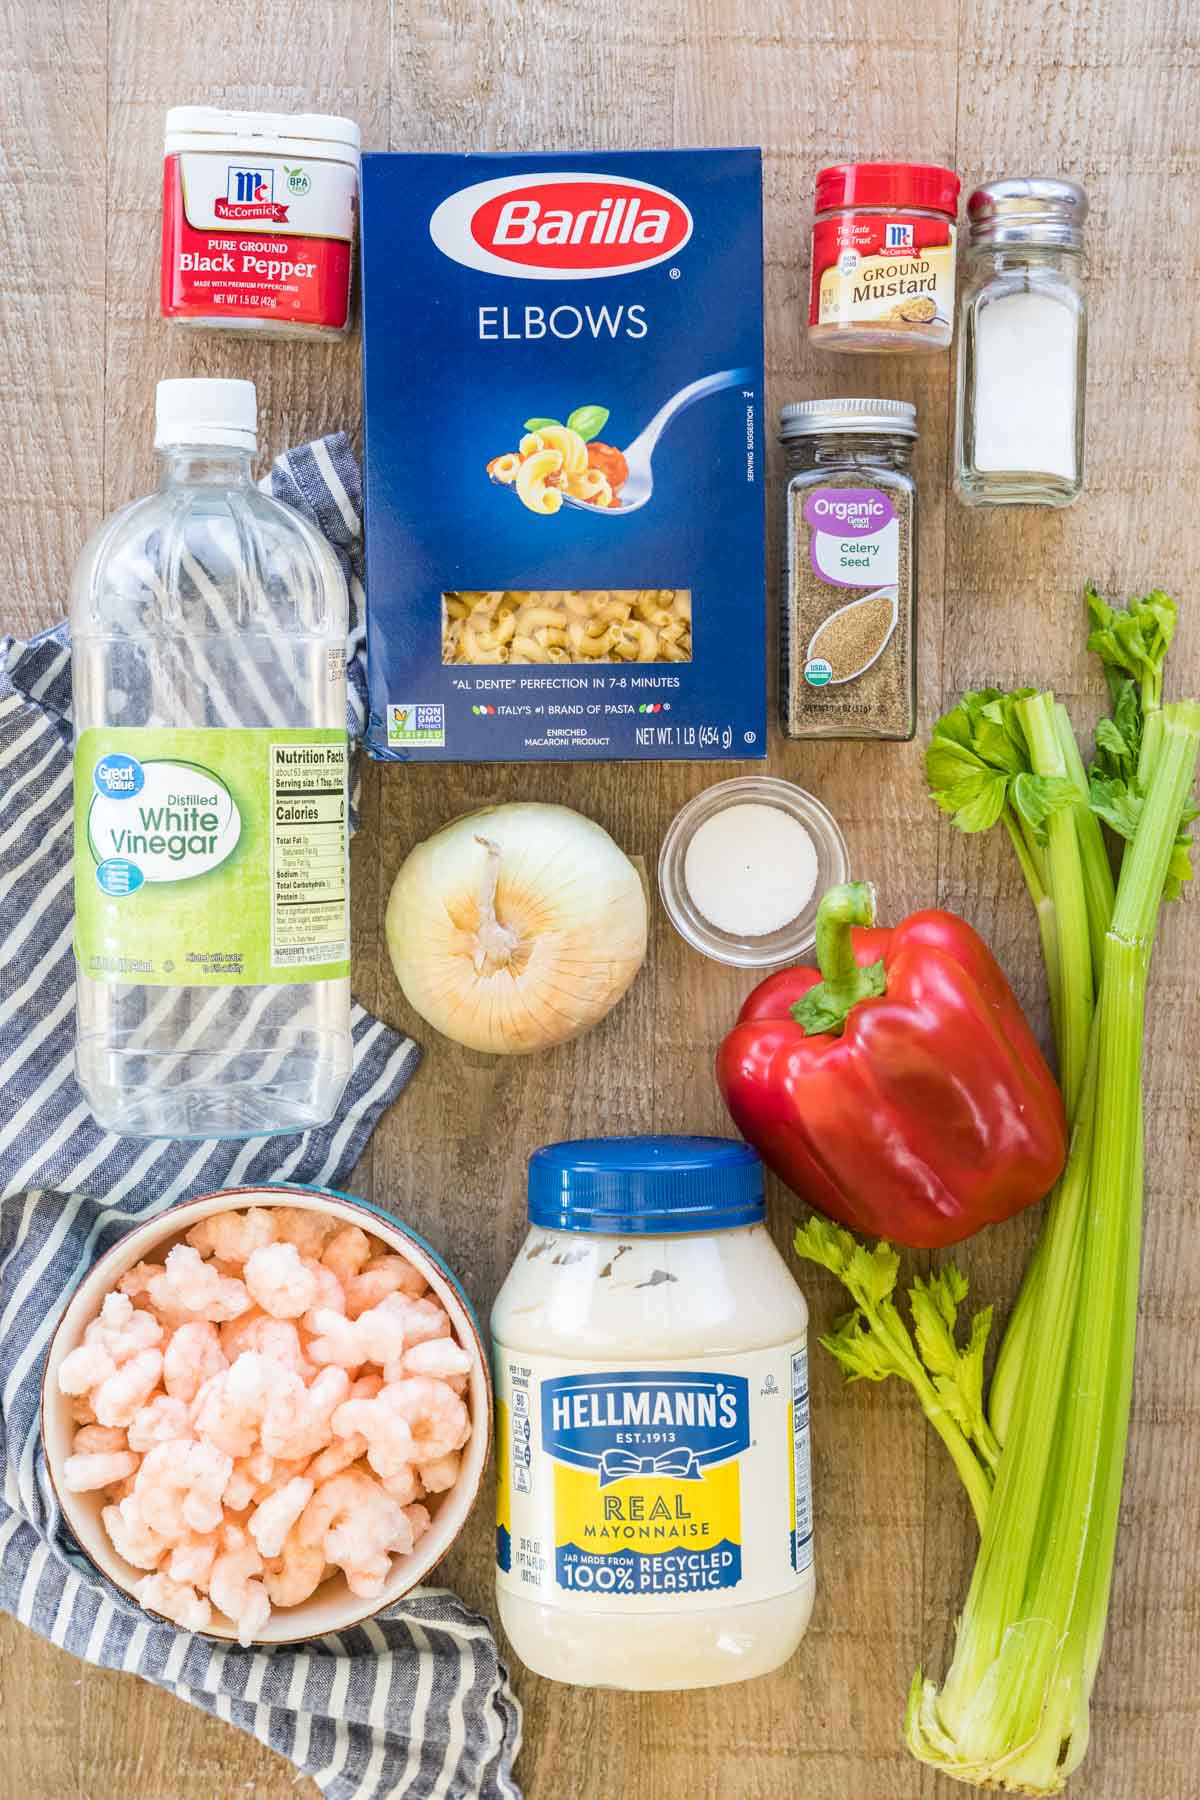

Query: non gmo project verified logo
left=388, top=702, right=445, bottom=745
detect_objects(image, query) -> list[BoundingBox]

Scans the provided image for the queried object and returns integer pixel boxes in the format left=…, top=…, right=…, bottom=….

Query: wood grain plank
left=929, top=3, right=1200, bottom=1798
left=0, top=0, right=106, bottom=640
left=0, top=0, right=107, bottom=1784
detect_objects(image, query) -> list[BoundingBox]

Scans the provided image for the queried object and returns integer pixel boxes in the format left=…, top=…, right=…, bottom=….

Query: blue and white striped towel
left=0, top=434, right=522, bottom=1798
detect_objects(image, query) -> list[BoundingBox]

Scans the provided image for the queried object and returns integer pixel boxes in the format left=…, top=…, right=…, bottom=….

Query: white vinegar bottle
left=71, top=378, right=352, bottom=1137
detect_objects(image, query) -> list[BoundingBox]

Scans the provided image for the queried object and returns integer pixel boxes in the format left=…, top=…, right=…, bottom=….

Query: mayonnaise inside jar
left=492, top=1135, right=815, bottom=1691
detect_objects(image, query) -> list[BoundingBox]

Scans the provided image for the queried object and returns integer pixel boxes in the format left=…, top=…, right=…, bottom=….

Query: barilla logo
left=429, top=173, right=693, bottom=280
left=216, top=165, right=290, bottom=224
left=542, top=1371, right=749, bottom=1486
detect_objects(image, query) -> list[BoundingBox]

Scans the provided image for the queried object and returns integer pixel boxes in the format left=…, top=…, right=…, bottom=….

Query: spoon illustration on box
left=491, top=367, right=754, bottom=518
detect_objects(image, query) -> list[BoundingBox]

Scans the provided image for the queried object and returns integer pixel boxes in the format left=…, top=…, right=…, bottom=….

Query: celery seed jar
left=780, top=398, right=918, bottom=741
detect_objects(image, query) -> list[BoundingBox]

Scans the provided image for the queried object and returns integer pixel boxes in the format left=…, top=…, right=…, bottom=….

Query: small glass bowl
left=658, top=776, right=849, bottom=968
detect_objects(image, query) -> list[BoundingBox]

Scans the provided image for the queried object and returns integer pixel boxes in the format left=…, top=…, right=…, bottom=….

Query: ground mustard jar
left=492, top=1135, right=814, bottom=1690
left=808, top=161, right=960, bottom=353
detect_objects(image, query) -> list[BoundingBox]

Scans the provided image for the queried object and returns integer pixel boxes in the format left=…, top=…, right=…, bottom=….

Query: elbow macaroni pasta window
left=442, top=591, right=693, bottom=665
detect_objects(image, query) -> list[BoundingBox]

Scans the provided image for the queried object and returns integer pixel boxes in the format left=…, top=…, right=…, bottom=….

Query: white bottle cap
left=155, top=378, right=258, bottom=452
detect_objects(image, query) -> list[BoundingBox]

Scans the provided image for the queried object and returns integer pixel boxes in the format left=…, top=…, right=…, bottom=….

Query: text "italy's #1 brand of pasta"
left=359, top=148, right=766, bottom=763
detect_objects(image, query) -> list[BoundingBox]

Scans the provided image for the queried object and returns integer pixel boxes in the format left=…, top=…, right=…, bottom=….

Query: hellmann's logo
left=429, top=173, right=693, bottom=280
left=541, top=1371, right=749, bottom=1485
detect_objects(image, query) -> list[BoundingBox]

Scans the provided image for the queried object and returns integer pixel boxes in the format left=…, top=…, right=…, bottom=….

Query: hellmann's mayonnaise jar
left=492, top=1135, right=814, bottom=1690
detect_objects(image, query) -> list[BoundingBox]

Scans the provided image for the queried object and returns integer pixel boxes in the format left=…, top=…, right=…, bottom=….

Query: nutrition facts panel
left=791, top=1347, right=814, bottom=1574
left=268, top=740, right=350, bottom=968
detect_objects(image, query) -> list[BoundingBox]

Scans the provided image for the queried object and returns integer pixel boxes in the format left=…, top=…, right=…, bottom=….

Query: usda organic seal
left=804, top=657, right=833, bottom=688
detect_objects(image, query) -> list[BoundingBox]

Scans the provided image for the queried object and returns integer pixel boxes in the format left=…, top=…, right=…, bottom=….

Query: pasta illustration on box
left=489, top=408, right=627, bottom=513
left=360, top=148, right=765, bottom=762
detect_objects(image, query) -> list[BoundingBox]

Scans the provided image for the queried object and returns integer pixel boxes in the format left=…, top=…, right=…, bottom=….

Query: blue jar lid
left=527, top=1135, right=764, bottom=1235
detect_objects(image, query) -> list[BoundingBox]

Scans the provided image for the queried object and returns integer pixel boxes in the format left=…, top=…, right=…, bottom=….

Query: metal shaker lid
left=966, top=177, right=1088, bottom=249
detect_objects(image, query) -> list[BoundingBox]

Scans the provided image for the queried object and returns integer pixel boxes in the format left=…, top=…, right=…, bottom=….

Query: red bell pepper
left=716, top=883, right=1067, bottom=1249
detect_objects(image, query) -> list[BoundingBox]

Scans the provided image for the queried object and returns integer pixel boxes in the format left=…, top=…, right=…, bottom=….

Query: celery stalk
left=906, top=701, right=1200, bottom=1791
left=1015, top=692, right=1094, bottom=1118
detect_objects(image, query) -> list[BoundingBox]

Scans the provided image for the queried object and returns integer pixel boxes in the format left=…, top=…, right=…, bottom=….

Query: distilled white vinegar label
left=75, top=727, right=349, bottom=986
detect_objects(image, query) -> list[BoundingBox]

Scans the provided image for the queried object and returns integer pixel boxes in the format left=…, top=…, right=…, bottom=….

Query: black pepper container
left=779, top=398, right=917, bottom=740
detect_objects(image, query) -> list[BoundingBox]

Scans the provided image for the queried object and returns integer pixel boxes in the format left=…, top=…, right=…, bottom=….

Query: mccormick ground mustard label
left=809, top=212, right=956, bottom=335
left=74, top=726, right=349, bottom=987
left=495, top=1347, right=813, bottom=1611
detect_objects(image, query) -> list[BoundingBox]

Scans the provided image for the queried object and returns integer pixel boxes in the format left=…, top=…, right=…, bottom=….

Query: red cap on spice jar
left=815, top=162, right=961, bottom=218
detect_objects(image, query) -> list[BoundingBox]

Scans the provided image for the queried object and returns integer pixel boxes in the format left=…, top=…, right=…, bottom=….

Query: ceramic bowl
left=41, top=1183, right=491, bottom=1645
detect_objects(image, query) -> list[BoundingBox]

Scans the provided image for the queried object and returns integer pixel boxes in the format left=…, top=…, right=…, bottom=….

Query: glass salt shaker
left=954, top=178, right=1088, bottom=507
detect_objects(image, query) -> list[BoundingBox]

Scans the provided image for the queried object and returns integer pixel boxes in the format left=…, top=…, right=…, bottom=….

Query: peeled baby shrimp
left=103, top=1496, right=168, bottom=1571
left=330, top=1390, right=415, bottom=1480
left=92, top=1292, right=164, bottom=1359
left=134, top=1438, right=233, bottom=1541
left=397, top=1297, right=453, bottom=1350
left=317, top=1291, right=444, bottom=1375
left=379, top=1299, right=454, bottom=1382
left=378, top=1379, right=469, bottom=1465
left=72, top=1424, right=127, bottom=1455
left=137, top=1572, right=212, bottom=1634
left=93, top=1348, right=164, bottom=1429
left=210, top=1543, right=271, bottom=1645
left=263, top=1524, right=326, bottom=1608
left=148, top=1246, right=251, bottom=1325
left=343, top=1254, right=427, bottom=1319
left=58, top=1339, right=116, bottom=1395
left=58, top=1294, right=162, bottom=1396
left=299, top=1258, right=345, bottom=1333
left=224, top=1448, right=276, bottom=1511
left=186, top=1206, right=278, bottom=1266
left=381, top=1465, right=424, bottom=1506
left=64, top=1449, right=140, bottom=1493
left=165, top=1531, right=220, bottom=1589
left=163, top=1320, right=227, bottom=1403
left=249, top=1475, right=315, bottom=1559
left=417, top=1451, right=461, bottom=1495
left=321, top=1225, right=373, bottom=1285
left=406, top=1503, right=432, bottom=1547
left=118, top=1262, right=162, bottom=1303
left=298, top=1468, right=412, bottom=1598
left=306, top=1292, right=410, bottom=1372
left=243, top=1242, right=320, bottom=1321
left=68, top=1394, right=97, bottom=1426
left=305, top=1307, right=366, bottom=1372
left=305, top=1435, right=366, bottom=1483
left=398, top=1337, right=473, bottom=1389
left=219, top=1311, right=314, bottom=1379
left=269, top=1206, right=336, bottom=1256
left=192, top=1350, right=296, bottom=1459
left=127, top=1394, right=191, bottom=1453
left=260, top=1365, right=349, bottom=1460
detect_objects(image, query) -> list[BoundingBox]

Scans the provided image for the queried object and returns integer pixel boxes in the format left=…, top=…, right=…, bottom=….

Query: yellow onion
left=385, top=802, right=649, bottom=1054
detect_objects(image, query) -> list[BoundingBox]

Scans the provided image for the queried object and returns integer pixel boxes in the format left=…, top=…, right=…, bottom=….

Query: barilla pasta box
left=360, top=148, right=766, bottom=761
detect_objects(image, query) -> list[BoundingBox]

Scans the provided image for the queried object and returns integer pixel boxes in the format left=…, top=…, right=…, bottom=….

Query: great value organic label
left=804, top=487, right=899, bottom=590
left=161, top=151, right=356, bottom=329
left=74, top=727, right=349, bottom=987
left=494, top=1344, right=813, bottom=1612
left=809, top=212, right=955, bottom=330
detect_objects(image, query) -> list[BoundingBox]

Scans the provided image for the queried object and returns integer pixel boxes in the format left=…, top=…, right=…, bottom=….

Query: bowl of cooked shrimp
left=41, top=1185, right=491, bottom=1645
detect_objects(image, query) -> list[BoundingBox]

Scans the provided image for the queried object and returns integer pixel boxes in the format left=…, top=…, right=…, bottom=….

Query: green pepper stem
left=791, top=882, right=886, bottom=1037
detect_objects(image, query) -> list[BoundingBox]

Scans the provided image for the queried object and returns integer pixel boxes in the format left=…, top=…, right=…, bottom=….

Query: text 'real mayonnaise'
left=491, top=1135, right=814, bottom=1690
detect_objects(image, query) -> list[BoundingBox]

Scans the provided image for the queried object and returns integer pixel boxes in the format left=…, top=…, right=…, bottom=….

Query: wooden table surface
left=4, top=1, right=1198, bottom=1795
